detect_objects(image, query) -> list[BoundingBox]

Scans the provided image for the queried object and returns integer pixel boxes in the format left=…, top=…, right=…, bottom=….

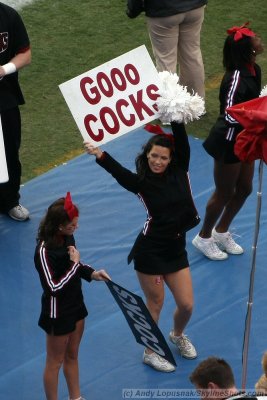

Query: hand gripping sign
left=59, top=45, right=160, bottom=145
left=106, top=280, right=176, bottom=366
left=0, top=117, right=9, bottom=183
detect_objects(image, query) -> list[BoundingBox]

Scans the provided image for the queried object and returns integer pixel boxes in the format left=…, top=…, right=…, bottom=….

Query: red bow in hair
left=64, top=192, right=79, bottom=220
left=227, top=97, right=267, bottom=163
left=227, top=22, right=255, bottom=42
left=144, top=124, right=174, bottom=144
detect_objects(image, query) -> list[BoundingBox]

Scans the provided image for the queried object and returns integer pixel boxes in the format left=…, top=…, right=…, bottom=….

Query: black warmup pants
left=0, top=107, right=21, bottom=211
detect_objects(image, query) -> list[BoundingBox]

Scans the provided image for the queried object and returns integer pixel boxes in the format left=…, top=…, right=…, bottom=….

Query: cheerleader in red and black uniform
left=192, top=23, right=264, bottom=261
left=84, top=121, right=200, bottom=373
left=34, top=192, right=110, bottom=400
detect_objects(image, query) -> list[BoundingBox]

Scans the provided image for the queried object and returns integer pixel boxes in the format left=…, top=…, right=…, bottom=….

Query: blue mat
left=0, top=127, right=267, bottom=399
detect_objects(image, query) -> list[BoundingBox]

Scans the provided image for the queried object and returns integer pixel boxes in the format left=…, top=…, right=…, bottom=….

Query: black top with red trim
left=34, top=235, right=95, bottom=319
left=96, top=122, right=200, bottom=240
left=0, top=2, right=30, bottom=111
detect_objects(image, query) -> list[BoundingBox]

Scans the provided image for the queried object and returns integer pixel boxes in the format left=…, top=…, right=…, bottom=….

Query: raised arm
left=171, top=121, right=190, bottom=171
left=84, top=141, right=139, bottom=193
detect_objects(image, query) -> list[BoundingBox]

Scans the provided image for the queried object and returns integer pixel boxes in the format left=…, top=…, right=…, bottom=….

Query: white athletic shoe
left=143, top=350, right=175, bottom=372
left=69, top=397, right=86, bottom=400
left=8, top=204, right=30, bottom=221
left=169, top=331, right=197, bottom=359
left=192, top=234, right=228, bottom=260
left=212, top=228, right=244, bottom=255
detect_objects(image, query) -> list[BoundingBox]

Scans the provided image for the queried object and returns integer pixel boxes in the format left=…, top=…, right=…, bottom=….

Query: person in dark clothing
left=0, top=2, right=31, bottom=220
left=84, top=121, right=200, bottom=373
left=34, top=192, right=110, bottom=400
left=192, top=23, right=264, bottom=260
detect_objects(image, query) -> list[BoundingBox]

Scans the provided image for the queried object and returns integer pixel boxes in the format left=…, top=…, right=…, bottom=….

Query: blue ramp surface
left=0, top=127, right=267, bottom=399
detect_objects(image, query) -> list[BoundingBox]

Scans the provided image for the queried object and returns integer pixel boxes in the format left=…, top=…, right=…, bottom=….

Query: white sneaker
left=212, top=228, right=244, bottom=255
left=169, top=331, right=197, bottom=359
left=69, top=397, right=86, bottom=400
left=8, top=204, right=30, bottom=221
left=192, top=234, right=228, bottom=260
left=143, top=350, right=175, bottom=372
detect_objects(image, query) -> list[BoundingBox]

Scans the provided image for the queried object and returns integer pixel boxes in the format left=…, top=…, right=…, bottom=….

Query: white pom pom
left=156, top=71, right=205, bottom=124
left=260, top=84, right=267, bottom=97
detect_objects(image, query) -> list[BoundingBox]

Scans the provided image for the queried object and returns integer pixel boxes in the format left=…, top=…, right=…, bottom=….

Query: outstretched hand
left=84, top=141, right=103, bottom=159
left=91, top=269, right=111, bottom=282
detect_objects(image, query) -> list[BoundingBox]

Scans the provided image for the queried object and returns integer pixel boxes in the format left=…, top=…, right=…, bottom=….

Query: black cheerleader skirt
left=38, top=303, right=88, bottom=336
left=128, top=232, right=189, bottom=275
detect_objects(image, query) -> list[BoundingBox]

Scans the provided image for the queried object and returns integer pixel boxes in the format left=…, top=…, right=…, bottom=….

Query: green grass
left=18, top=0, right=267, bottom=182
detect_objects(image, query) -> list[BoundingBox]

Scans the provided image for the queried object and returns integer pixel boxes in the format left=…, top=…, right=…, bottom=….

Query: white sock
left=199, top=236, right=212, bottom=241
left=214, top=230, right=228, bottom=236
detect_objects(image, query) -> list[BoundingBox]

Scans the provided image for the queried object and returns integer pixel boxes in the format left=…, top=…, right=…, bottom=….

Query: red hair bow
left=227, top=22, right=255, bottom=42
left=144, top=124, right=174, bottom=144
left=64, top=192, right=79, bottom=220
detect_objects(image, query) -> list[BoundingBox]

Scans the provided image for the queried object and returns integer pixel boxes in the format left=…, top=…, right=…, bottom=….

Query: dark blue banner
left=106, top=280, right=176, bottom=366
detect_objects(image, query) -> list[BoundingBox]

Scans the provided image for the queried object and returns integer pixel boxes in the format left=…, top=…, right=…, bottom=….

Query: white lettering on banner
left=59, top=45, right=161, bottom=145
left=113, top=285, right=165, bottom=356
left=127, top=311, right=151, bottom=329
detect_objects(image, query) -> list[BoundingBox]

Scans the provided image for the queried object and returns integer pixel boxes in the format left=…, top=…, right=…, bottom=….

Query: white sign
left=59, top=45, right=160, bottom=145
left=0, top=117, right=9, bottom=183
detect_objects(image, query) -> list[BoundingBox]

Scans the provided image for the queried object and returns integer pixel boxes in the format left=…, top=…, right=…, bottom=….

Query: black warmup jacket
left=96, top=122, right=200, bottom=241
left=144, top=0, right=207, bottom=17
left=34, top=236, right=95, bottom=319
left=203, top=64, right=261, bottom=162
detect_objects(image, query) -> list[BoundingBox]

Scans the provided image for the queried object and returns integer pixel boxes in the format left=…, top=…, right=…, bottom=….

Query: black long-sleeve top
left=0, top=3, right=30, bottom=111
left=96, top=122, right=200, bottom=240
left=34, top=235, right=95, bottom=319
left=144, top=0, right=207, bottom=17
left=215, top=64, right=261, bottom=142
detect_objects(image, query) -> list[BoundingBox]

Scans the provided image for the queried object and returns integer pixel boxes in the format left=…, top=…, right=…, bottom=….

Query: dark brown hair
left=37, top=198, right=79, bottom=247
left=190, top=357, right=235, bottom=389
left=135, top=134, right=175, bottom=179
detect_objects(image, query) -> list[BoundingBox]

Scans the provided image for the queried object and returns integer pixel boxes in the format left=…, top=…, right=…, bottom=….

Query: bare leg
left=164, top=268, right=193, bottom=336
left=63, top=319, right=84, bottom=400
left=136, top=271, right=165, bottom=353
left=44, top=333, right=69, bottom=400
left=215, top=161, right=254, bottom=232
left=199, top=160, right=242, bottom=238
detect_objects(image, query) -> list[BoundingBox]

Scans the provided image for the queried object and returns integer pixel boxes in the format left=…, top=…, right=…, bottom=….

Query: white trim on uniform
left=39, top=241, right=80, bottom=293
left=225, top=69, right=240, bottom=124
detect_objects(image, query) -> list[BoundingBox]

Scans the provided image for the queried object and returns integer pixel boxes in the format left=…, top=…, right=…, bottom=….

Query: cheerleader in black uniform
left=192, top=23, right=264, bottom=260
left=34, top=193, right=110, bottom=400
left=84, top=121, right=200, bottom=372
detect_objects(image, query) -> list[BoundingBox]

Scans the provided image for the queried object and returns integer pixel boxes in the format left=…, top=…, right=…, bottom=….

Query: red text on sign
left=80, top=64, right=159, bottom=141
